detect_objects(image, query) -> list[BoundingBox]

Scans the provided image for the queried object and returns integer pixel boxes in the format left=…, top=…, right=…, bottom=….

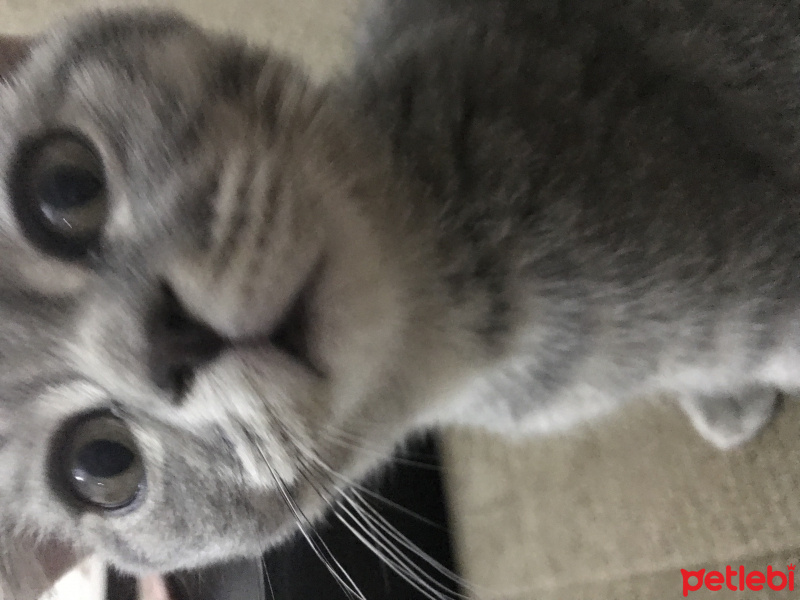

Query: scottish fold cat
left=0, top=0, right=799, bottom=597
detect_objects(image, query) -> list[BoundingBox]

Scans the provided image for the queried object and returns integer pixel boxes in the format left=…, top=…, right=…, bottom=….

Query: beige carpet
left=443, top=399, right=800, bottom=599
left=3, top=1, right=799, bottom=599
left=1, top=0, right=363, bottom=79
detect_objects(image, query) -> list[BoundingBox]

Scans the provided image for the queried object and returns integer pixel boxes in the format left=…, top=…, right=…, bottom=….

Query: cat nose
left=147, top=283, right=226, bottom=398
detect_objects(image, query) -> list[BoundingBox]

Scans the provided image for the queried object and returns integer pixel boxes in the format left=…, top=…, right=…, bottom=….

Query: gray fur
left=0, top=0, right=798, bottom=590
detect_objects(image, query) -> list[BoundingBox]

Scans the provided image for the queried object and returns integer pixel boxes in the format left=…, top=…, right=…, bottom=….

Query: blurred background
left=3, top=0, right=800, bottom=598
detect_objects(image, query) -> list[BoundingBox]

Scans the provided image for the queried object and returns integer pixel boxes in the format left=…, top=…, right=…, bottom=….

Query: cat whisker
left=261, top=554, right=276, bottom=600
left=261, top=450, right=367, bottom=600
left=268, top=419, right=445, bottom=529
left=317, top=471, right=475, bottom=599
left=295, top=446, right=471, bottom=589
left=258, top=403, right=469, bottom=600
left=302, top=445, right=446, bottom=530
left=341, top=489, right=476, bottom=594
left=284, top=434, right=476, bottom=600
left=292, top=457, right=460, bottom=600
left=332, top=497, right=467, bottom=600
left=244, top=412, right=368, bottom=599
left=319, top=427, right=442, bottom=471
left=347, top=480, right=447, bottom=531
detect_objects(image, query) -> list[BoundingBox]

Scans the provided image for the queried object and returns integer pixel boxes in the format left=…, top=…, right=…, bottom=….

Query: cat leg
left=677, top=387, right=778, bottom=449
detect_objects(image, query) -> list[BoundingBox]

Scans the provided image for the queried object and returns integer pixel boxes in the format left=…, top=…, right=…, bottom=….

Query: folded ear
left=0, top=35, right=31, bottom=82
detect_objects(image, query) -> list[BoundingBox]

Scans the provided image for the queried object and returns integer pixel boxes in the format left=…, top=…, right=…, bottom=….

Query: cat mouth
left=108, top=557, right=266, bottom=600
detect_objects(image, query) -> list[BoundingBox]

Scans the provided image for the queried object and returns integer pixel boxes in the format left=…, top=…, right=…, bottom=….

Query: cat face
left=0, top=10, right=415, bottom=573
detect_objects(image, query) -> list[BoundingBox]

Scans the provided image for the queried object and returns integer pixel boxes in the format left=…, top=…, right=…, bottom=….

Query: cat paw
left=677, top=387, right=778, bottom=449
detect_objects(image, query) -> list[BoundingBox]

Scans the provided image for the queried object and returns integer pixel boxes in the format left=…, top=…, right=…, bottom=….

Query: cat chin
left=149, top=493, right=313, bottom=573
left=90, top=498, right=303, bottom=575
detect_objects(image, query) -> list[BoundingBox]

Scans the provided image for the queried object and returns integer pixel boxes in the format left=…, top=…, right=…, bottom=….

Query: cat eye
left=62, top=414, right=145, bottom=510
left=10, top=131, right=108, bottom=259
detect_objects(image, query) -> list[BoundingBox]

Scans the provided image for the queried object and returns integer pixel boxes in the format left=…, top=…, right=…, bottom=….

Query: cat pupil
left=9, top=132, right=109, bottom=258
left=63, top=415, right=145, bottom=510
left=36, top=165, right=103, bottom=232
left=36, top=165, right=101, bottom=209
left=74, top=439, right=134, bottom=479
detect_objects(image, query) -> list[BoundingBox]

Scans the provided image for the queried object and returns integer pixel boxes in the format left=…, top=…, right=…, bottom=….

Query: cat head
left=0, top=9, right=418, bottom=574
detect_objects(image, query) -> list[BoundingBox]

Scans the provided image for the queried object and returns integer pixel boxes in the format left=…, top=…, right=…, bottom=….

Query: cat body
left=0, top=0, right=798, bottom=588
left=353, top=0, right=800, bottom=444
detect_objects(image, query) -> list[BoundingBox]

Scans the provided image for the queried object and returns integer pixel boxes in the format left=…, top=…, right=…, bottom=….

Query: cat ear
left=0, top=35, right=31, bottom=82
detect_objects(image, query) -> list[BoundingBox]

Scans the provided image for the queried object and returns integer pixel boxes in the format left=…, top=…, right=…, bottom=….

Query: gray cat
left=0, top=0, right=799, bottom=597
